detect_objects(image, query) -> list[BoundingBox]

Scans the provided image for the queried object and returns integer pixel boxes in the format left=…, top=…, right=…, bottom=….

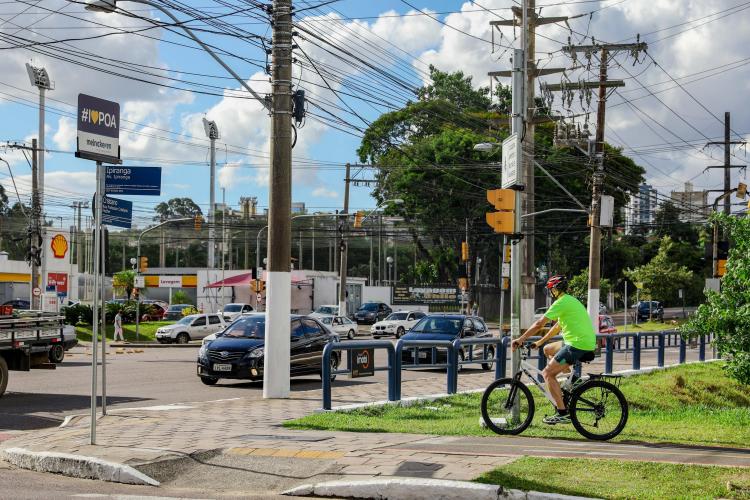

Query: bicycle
left=481, top=344, right=628, bottom=440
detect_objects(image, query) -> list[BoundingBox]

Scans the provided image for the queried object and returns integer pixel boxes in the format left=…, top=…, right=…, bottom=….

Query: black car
left=400, top=314, right=495, bottom=371
left=634, top=300, right=664, bottom=322
left=164, top=303, right=194, bottom=321
left=2, top=299, right=30, bottom=310
left=196, top=314, right=339, bottom=385
left=353, top=302, right=392, bottom=324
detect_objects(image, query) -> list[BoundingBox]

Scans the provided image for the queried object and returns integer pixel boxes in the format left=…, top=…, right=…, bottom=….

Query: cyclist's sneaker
left=543, top=412, right=571, bottom=425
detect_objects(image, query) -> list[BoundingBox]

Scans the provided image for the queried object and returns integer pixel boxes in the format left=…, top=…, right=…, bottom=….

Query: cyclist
left=511, top=275, right=596, bottom=424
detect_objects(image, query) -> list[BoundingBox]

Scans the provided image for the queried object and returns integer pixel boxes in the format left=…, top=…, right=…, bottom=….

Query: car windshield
left=319, top=317, right=333, bottom=325
left=168, top=305, right=188, bottom=312
left=176, top=316, right=194, bottom=325
left=315, top=306, right=336, bottom=314
left=360, top=303, right=379, bottom=311
left=223, top=304, right=242, bottom=312
left=386, top=312, right=407, bottom=321
left=221, top=316, right=265, bottom=338
left=410, top=317, right=462, bottom=335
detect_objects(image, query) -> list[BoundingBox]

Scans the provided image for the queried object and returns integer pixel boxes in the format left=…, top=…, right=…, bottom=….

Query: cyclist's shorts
left=554, top=344, right=595, bottom=366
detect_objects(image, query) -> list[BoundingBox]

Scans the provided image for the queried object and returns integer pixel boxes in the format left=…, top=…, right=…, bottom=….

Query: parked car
left=318, top=315, right=358, bottom=340
left=196, top=313, right=340, bottom=385
left=49, top=324, right=78, bottom=363
left=309, top=305, right=339, bottom=318
left=634, top=300, right=663, bottom=322
left=163, top=303, right=195, bottom=321
left=353, top=302, right=392, bottom=324
left=220, top=303, right=254, bottom=323
left=371, top=311, right=426, bottom=339
left=2, top=299, right=30, bottom=310
left=400, top=314, right=495, bottom=371
left=140, top=302, right=167, bottom=322
left=156, top=313, right=226, bottom=344
left=597, top=314, right=618, bottom=348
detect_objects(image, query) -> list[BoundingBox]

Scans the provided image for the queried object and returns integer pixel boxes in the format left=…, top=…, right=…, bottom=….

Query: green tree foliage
left=113, top=269, right=136, bottom=299
left=567, top=268, right=611, bottom=305
left=0, top=202, right=31, bottom=260
left=625, top=236, right=694, bottom=305
left=682, top=215, right=750, bottom=384
left=171, top=290, right=191, bottom=305
left=154, top=197, right=202, bottom=221
left=654, top=201, right=699, bottom=244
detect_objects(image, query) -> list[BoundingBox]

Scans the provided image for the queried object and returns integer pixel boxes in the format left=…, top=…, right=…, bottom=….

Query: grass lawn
left=285, top=362, right=750, bottom=448
left=476, top=457, right=750, bottom=499
left=75, top=321, right=172, bottom=343
left=619, top=319, right=685, bottom=332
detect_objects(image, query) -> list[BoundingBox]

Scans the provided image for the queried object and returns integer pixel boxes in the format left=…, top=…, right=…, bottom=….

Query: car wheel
left=481, top=347, right=495, bottom=371
left=176, top=333, right=190, bottom=344
left=373, top=336, right=380, bottom=339
left=49, top=344, right=65, bottom=364
left=320, top=353, right=339, bottom=382
left=0, top=357, right=8, bottom=397
left=396, top=326, right=405, bottom=339
left=200, top=376, right=218, bottom=386
left=347, top=329, right=355, bottom=340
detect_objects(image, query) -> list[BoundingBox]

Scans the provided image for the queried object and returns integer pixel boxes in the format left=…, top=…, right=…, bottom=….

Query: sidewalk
left=1, top=356, right=741, bottom=496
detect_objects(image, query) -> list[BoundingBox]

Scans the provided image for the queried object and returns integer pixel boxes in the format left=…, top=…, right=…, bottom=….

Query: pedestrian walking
left=471, top=302, right=478, bottom=316
left=114, top=310, right=125, bottom=342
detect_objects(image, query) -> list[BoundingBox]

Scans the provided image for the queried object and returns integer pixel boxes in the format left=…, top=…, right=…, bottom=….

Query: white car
left=156, top=313, right=227, bottom=344
left=309, top=305, right=339, bottom=318
left=371, top=311, right=426, bottom=339
left=220, top=303, right=254, bottom=323
left=318, top=315, right=358, bottom=340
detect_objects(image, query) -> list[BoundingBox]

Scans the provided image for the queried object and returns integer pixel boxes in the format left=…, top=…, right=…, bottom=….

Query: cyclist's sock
left=557, top=408, right=568, bottom=416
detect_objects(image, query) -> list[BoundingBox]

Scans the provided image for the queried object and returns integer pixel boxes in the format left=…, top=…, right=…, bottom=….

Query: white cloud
left=52, top=117, right=76, bottom=151
left=312, top=186, right=339, bottom=199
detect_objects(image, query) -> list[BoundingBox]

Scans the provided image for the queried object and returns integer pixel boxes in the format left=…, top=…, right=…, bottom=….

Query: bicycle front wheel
left=569, top=379, right=628, bottom=441
left=481, top=377, right=535, bottom=435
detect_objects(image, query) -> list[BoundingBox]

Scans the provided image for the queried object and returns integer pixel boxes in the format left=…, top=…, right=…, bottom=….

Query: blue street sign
left=102, top=195, right=133, bottom=229
left=105, top=166, right=161, bottom=196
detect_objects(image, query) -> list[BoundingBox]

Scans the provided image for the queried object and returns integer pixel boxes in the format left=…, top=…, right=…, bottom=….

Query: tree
left=154, top=197, right=202, bottom=221
left=113, top=269, right=136, bottom=299
left=624, top=236, right=693, bottom=306
left=567, top=269, right=611, bottom=305
left=654, top=201, right=699, bottom=244
left=682, top=214, right=750, bottom=384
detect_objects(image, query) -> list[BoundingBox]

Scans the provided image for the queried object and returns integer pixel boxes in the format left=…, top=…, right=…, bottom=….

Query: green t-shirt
left=544, top=294, right=596, bottom=351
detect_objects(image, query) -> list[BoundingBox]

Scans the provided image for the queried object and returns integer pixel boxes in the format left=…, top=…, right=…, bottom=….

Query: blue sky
left=1, top=0, right=748, bottom=229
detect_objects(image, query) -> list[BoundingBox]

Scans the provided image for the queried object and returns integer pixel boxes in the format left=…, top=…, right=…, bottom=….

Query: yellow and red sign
left=50, top=234, right=68, bottom=259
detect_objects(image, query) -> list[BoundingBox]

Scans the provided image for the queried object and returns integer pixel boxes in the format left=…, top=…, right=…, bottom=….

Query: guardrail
left=321, top=340, right=396, bottom=410
left=395, top=339, right=457, bottom=396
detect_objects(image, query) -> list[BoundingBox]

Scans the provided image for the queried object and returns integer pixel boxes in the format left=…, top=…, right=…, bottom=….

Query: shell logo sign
left=51, top=234, right=69, bottom=259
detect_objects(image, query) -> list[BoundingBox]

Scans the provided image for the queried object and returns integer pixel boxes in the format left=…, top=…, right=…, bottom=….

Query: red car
left=141, top=302, right=167, bottom=322
left=597, top=314, right=618, bottom=347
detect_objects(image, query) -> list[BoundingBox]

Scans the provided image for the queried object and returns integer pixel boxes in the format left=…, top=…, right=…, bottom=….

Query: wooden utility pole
left=264, top=0, right=294, bottom=399
left=31, top=139, right=41, bottom=310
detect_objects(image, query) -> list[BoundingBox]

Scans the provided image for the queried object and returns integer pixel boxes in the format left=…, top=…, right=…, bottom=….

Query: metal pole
left=378, top=214, right=382, bottom=285
left=208, top=135, right=216, bottom=268
left=38, top=87, right=47, bottom=297
left=624, top=281, right=628, bottom=331
left=369, top=229, right=373, bottom=284
left=510, top=48, right=524, bottom=378
left=299, top=230, right=303, bottom=269
left=521, top=0, right=536, bottom=331
left=724, top=112, right=731, bottom=216
left=311, top=216, right=315, bottom=271
left=338, top=163, right=350, bottom=316
left=136, top=235, right=140, bottom=342
left=264, top=0, right=293, bottom=399
left=499, top=237, right=506, bottom=335
left=90, top=161, right=102, bottom=444
left=101, top=210, right=107, bottom=415
left=30, top=139, right=41, bottom=310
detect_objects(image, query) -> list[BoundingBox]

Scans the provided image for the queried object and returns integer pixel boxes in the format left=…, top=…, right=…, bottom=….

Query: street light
left=386, top=256, right=394, bottom=284
left=473, top=142, right=500, bottom=153
left=202, top=118, right=219, bottom=269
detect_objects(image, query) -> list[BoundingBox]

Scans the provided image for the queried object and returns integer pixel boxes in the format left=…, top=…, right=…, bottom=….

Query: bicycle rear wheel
left=481, top=377, right=535, bottom=435
left=569, top=380, right=628, bottom=441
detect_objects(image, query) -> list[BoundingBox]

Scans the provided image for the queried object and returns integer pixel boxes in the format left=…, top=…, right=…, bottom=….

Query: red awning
left=205, top=272, right=254, bottom=288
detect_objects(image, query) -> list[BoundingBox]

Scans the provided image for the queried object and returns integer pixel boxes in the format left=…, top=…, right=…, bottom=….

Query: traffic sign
left=134, top=276, right=145, bottom=288
left=105, top=166, right=162, bottom=196
left=501, top=133, right=520, bottom=188
left=102, top=195, right=133, bottom=229
left=76, top=93, right=121, bottom=164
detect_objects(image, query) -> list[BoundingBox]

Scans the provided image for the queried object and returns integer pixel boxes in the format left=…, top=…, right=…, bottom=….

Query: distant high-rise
left=625, top=183, right=659, bottom=234
left=670, top=182, right=709, bottom=223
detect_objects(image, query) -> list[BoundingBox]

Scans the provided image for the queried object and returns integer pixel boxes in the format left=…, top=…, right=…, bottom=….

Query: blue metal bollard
left=605, top=336, right=614, bottom=374
left=699, top=335, right=706, bottom=361
left=657, top=332, right=665, bottom=367
left=322, top=343, right=334, bottom=410
left=633, top=333, right=641, bottom=371
left=498, top=336, right=509, bottom=379
left=679, top=337, right=686, bottom=364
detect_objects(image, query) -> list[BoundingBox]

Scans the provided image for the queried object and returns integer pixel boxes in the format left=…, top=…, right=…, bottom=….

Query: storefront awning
left=205, top=272, right=254, bottom=288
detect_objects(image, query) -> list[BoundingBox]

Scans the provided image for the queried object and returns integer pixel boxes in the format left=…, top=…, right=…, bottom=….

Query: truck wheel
left=176, top=333, right=190, bottom=344
left=49, top=344, right=65, bottom=364
left=0, top=357, right=7, bottom=398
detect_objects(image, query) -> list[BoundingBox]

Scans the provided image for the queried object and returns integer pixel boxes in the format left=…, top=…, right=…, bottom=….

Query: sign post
left=76, top=93, right=121, bottom=445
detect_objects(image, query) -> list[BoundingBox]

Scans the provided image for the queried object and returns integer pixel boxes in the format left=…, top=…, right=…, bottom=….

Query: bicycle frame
left=514, top=350, right=576, bottom=408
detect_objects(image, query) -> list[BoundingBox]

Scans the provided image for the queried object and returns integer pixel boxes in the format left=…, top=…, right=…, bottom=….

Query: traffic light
left=461, top=241, right=469, bottom=261
left=717, top=259, right=727, bottom=277
left=194, top=214, right=203, bottom=231
left=503, top=244, right=511, bottom=263
left=486, top=189, right=516, bottom=234
left=738, top=182, right=747, bottom=200
left=139, top=256, right=148, bottom=273
left=353, top=210, right=364, bottom=228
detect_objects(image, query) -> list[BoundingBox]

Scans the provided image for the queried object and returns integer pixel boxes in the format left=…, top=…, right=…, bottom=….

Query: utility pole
left=30, top=139, right=41, bottom=310
left=264, top=0, right=293, bottom=399
left=510, top=48, right=525, bottom=377
left=203, top=118, right=219, bottom=269
left=242, top=198, right=250, bottom=269
left=338, top=163, right=351, bottom=316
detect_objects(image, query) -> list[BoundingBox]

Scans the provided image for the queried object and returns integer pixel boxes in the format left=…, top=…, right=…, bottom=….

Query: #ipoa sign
left=76, top=93, right=121, bottom=164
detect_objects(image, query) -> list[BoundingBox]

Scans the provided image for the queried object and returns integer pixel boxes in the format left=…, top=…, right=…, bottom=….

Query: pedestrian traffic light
left=353, top=210, right=364, bottom=228
left=738, top=182, right=747, bottom=200
left=139, top=256, right=148, bottom=273
left=486, top=188, right=516, bottom=234
left=194, top=214, right=203, bottom=231
left=461, top=241, right=469, bottom=261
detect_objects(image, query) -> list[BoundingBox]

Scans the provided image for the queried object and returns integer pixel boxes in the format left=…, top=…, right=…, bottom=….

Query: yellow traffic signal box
left=139, top=256, right=148, bottom=273
left=194, top=215, right=203, bottom=231
left=486, top=189, right=516, bottom=234
left=718, top=259, right=727, bottom=277
left=353, top=210, right=364, bottom=228
left=461, top=241, right=469, bottom=261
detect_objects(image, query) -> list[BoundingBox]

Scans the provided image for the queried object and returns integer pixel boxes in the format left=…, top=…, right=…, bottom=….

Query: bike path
left=385, top=435, right=750, bottom=467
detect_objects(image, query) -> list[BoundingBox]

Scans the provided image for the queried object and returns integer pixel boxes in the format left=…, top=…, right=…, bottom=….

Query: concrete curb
left=282, top=477, right=594, bottom=499
left=79, top=342, right=200, bottom=348
left=1, top=447, right=160, bottom=486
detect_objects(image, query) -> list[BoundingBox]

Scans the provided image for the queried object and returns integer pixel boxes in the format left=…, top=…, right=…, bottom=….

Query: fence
left=320, top=331, right=716, bottom=410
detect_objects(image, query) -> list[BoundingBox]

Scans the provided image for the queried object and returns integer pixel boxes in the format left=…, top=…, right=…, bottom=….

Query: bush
left=104, top=301, right=139, bottom=324
left=62, top=303, right=93, bottom=325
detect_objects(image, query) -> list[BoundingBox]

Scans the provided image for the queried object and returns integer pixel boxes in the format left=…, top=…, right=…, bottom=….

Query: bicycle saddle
left=580, top=351, right=596, bottom=363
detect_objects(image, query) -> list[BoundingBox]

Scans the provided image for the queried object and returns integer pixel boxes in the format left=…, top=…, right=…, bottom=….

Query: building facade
left=670, top=182, right=709, bottom=223
left=625, top=183, right=659, bottom=234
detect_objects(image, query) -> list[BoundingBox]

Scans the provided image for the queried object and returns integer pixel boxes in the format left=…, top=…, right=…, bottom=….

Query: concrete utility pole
left=203, top=118, right=219, bottom=269
left=338, top=163, right=351, bottom=316
left=510, top=48, right=525, bottom=376
left=264, top=0, right=294, bottom=399
left=30, top=139, right=41, bottom=310
left=705, top=112, right=746, bottom=217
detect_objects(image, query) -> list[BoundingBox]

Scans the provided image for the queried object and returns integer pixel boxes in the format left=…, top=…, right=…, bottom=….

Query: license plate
left=418, top=352, right=428, bottom=359
left=213, top=363, right=232, bottom=372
